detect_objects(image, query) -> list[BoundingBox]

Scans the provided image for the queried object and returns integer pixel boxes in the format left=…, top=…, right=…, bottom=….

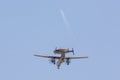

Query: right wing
left=33, top=54, right=60, bottom=59
left=65, top=56, right=88, bottom=59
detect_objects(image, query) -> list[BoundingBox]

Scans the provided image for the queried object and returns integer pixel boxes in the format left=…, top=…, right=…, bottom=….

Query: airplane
left=34, top=48, right=88, bottom=69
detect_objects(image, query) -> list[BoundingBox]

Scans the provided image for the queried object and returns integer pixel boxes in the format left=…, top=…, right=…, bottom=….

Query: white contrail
left=59, top=8, right=78, bottom=47
left=60, top=8, right=70, bottom=29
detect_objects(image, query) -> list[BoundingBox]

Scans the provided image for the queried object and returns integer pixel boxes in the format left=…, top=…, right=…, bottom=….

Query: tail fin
left=72, top=48, right=74, bottom=55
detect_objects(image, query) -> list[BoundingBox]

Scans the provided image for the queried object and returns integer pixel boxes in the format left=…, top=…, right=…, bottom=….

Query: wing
left=33, top=54, right=60, bottom=59
left=65, top=56, right=88, bottom=59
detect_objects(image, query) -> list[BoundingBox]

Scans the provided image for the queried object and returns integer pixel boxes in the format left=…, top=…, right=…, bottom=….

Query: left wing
left=65, top=56, right=88, bottom=59
left=33, top=54, right=60, bottom=59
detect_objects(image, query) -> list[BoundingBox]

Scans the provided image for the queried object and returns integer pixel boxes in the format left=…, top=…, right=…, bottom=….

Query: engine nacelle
left=51, top=58, right=55, bottom=64
left=66, top=58, right=70, bottom=65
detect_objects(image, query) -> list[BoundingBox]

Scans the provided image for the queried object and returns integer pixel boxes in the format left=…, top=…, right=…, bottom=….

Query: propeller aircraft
left=34, top=48, right=88, bottom=69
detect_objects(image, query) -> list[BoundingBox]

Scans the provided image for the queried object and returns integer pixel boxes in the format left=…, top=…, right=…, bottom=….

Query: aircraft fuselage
left=57, top=54, right=65, bottom=69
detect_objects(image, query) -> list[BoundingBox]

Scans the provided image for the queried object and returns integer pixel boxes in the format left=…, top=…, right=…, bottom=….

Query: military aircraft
left=34, top=48, right=88, bottom=69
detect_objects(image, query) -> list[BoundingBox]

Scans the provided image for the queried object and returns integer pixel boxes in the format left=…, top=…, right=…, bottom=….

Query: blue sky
left=0, top=0, right=120, bottom=80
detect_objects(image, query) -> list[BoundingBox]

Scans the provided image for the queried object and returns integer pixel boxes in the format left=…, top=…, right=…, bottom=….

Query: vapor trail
left=59, top=8, right=79, bottom=47
left=60, top=8, right=70, bottom=29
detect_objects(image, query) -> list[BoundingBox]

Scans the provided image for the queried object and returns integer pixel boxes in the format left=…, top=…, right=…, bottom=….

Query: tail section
left=72, top=48, right=74, bottom=55
left=69, top=48, right=74, bottom=55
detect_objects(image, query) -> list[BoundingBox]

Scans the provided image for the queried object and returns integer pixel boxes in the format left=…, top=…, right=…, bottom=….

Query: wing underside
left=34, top=54, right=60, bottom=59
left=34, top=54, right=88, bottom=59
left=65, top=56, right=88, bottom=59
